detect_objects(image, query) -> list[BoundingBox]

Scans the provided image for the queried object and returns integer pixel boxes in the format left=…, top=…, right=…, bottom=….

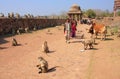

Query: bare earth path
left=0, top=24, right=120, bottom=79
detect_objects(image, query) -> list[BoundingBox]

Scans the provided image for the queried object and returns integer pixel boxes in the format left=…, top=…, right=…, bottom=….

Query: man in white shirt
left=64, top=19, right=71, bottom=43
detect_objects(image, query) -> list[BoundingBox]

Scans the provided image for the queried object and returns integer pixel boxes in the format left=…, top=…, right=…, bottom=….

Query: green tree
left=86, top=9, right=96, bottom=18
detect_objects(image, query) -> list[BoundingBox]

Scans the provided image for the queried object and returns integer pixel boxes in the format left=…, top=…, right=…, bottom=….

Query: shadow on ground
left=47, top=67, right=57, bottom=73
left=0, top=47, right=8, bottom=50
left=105, top=38, right=114, bottom=41
left=49, top=50, right=56, bottom=53
left=0, top=38, right=9, bottom=44
left=70, top=40, right=82, bottom=43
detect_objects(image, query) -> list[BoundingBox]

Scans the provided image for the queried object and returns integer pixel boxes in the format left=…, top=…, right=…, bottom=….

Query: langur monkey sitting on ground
left=42, top=41, right=50, bottom=53
left=12, top=38, right=18, bottom=46
left=36, top=57, right=48, bottom=73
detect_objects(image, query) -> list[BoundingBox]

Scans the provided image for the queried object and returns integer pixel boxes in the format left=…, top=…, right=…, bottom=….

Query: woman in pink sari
left=71, top=20, right=77, bottom=37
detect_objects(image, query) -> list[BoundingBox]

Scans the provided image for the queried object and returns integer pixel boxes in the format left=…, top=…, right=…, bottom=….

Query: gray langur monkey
left=12, top=38, right=18, bottom=46
left=36, top=57, right=48, bottom=73
left=42, top=41, right=50, bottom=53
left=81, top=38, right=94, bottom=50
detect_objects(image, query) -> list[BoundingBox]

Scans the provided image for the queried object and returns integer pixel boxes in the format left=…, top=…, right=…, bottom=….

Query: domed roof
left=68, top=4, right=82, bottom=14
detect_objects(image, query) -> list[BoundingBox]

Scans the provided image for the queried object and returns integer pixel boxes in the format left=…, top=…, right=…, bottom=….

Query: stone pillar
left=113, top=0, right=120, bottom=17
left=77, top=14, right=79, bottom=21
left=71, top=14, right=73, bottom=19
left=75, top=14, right=77, bottom=21
left=114, top=10, right=116, bottom=17
left=69, top=14, right=71, bottom=19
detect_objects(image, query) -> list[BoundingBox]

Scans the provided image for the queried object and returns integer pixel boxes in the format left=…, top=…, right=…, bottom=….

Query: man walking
left=64, top=19, right=71, bottom=43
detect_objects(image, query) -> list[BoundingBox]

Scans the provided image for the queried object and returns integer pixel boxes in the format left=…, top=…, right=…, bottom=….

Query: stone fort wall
left=96, top=17, right=120, bottom=27
left=0, top=18, right=65, bottom=35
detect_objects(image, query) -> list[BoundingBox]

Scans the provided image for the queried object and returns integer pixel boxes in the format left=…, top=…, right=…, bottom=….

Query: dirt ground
left=0, top=24, right=120, bottom=79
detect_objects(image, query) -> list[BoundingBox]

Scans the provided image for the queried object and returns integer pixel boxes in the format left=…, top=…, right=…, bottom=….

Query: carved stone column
left=114, top=0, right=120, bottom=17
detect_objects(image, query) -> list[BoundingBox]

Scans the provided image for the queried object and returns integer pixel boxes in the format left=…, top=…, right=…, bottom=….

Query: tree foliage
left=82, top=9, right=113, bottom=18
left=85, top=9, right=96, bottom=18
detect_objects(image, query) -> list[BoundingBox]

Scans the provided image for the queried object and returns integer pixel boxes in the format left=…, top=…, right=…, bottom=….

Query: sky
left=0, top=0, right=114, bottom=16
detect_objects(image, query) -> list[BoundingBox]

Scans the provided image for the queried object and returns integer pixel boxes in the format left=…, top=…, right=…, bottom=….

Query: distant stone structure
left=114, top=0, right=120, bottom=17
left=67, top=4, right=82, bottom=21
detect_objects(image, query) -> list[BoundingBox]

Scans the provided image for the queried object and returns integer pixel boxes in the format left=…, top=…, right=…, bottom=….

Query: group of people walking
left=64, top=19, right=77, bottom=43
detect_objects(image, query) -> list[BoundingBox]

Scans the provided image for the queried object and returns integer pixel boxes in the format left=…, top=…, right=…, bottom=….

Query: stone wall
left=96, top=17, right=120, bottom=27
left=0, top=18, right=65, bottom=35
